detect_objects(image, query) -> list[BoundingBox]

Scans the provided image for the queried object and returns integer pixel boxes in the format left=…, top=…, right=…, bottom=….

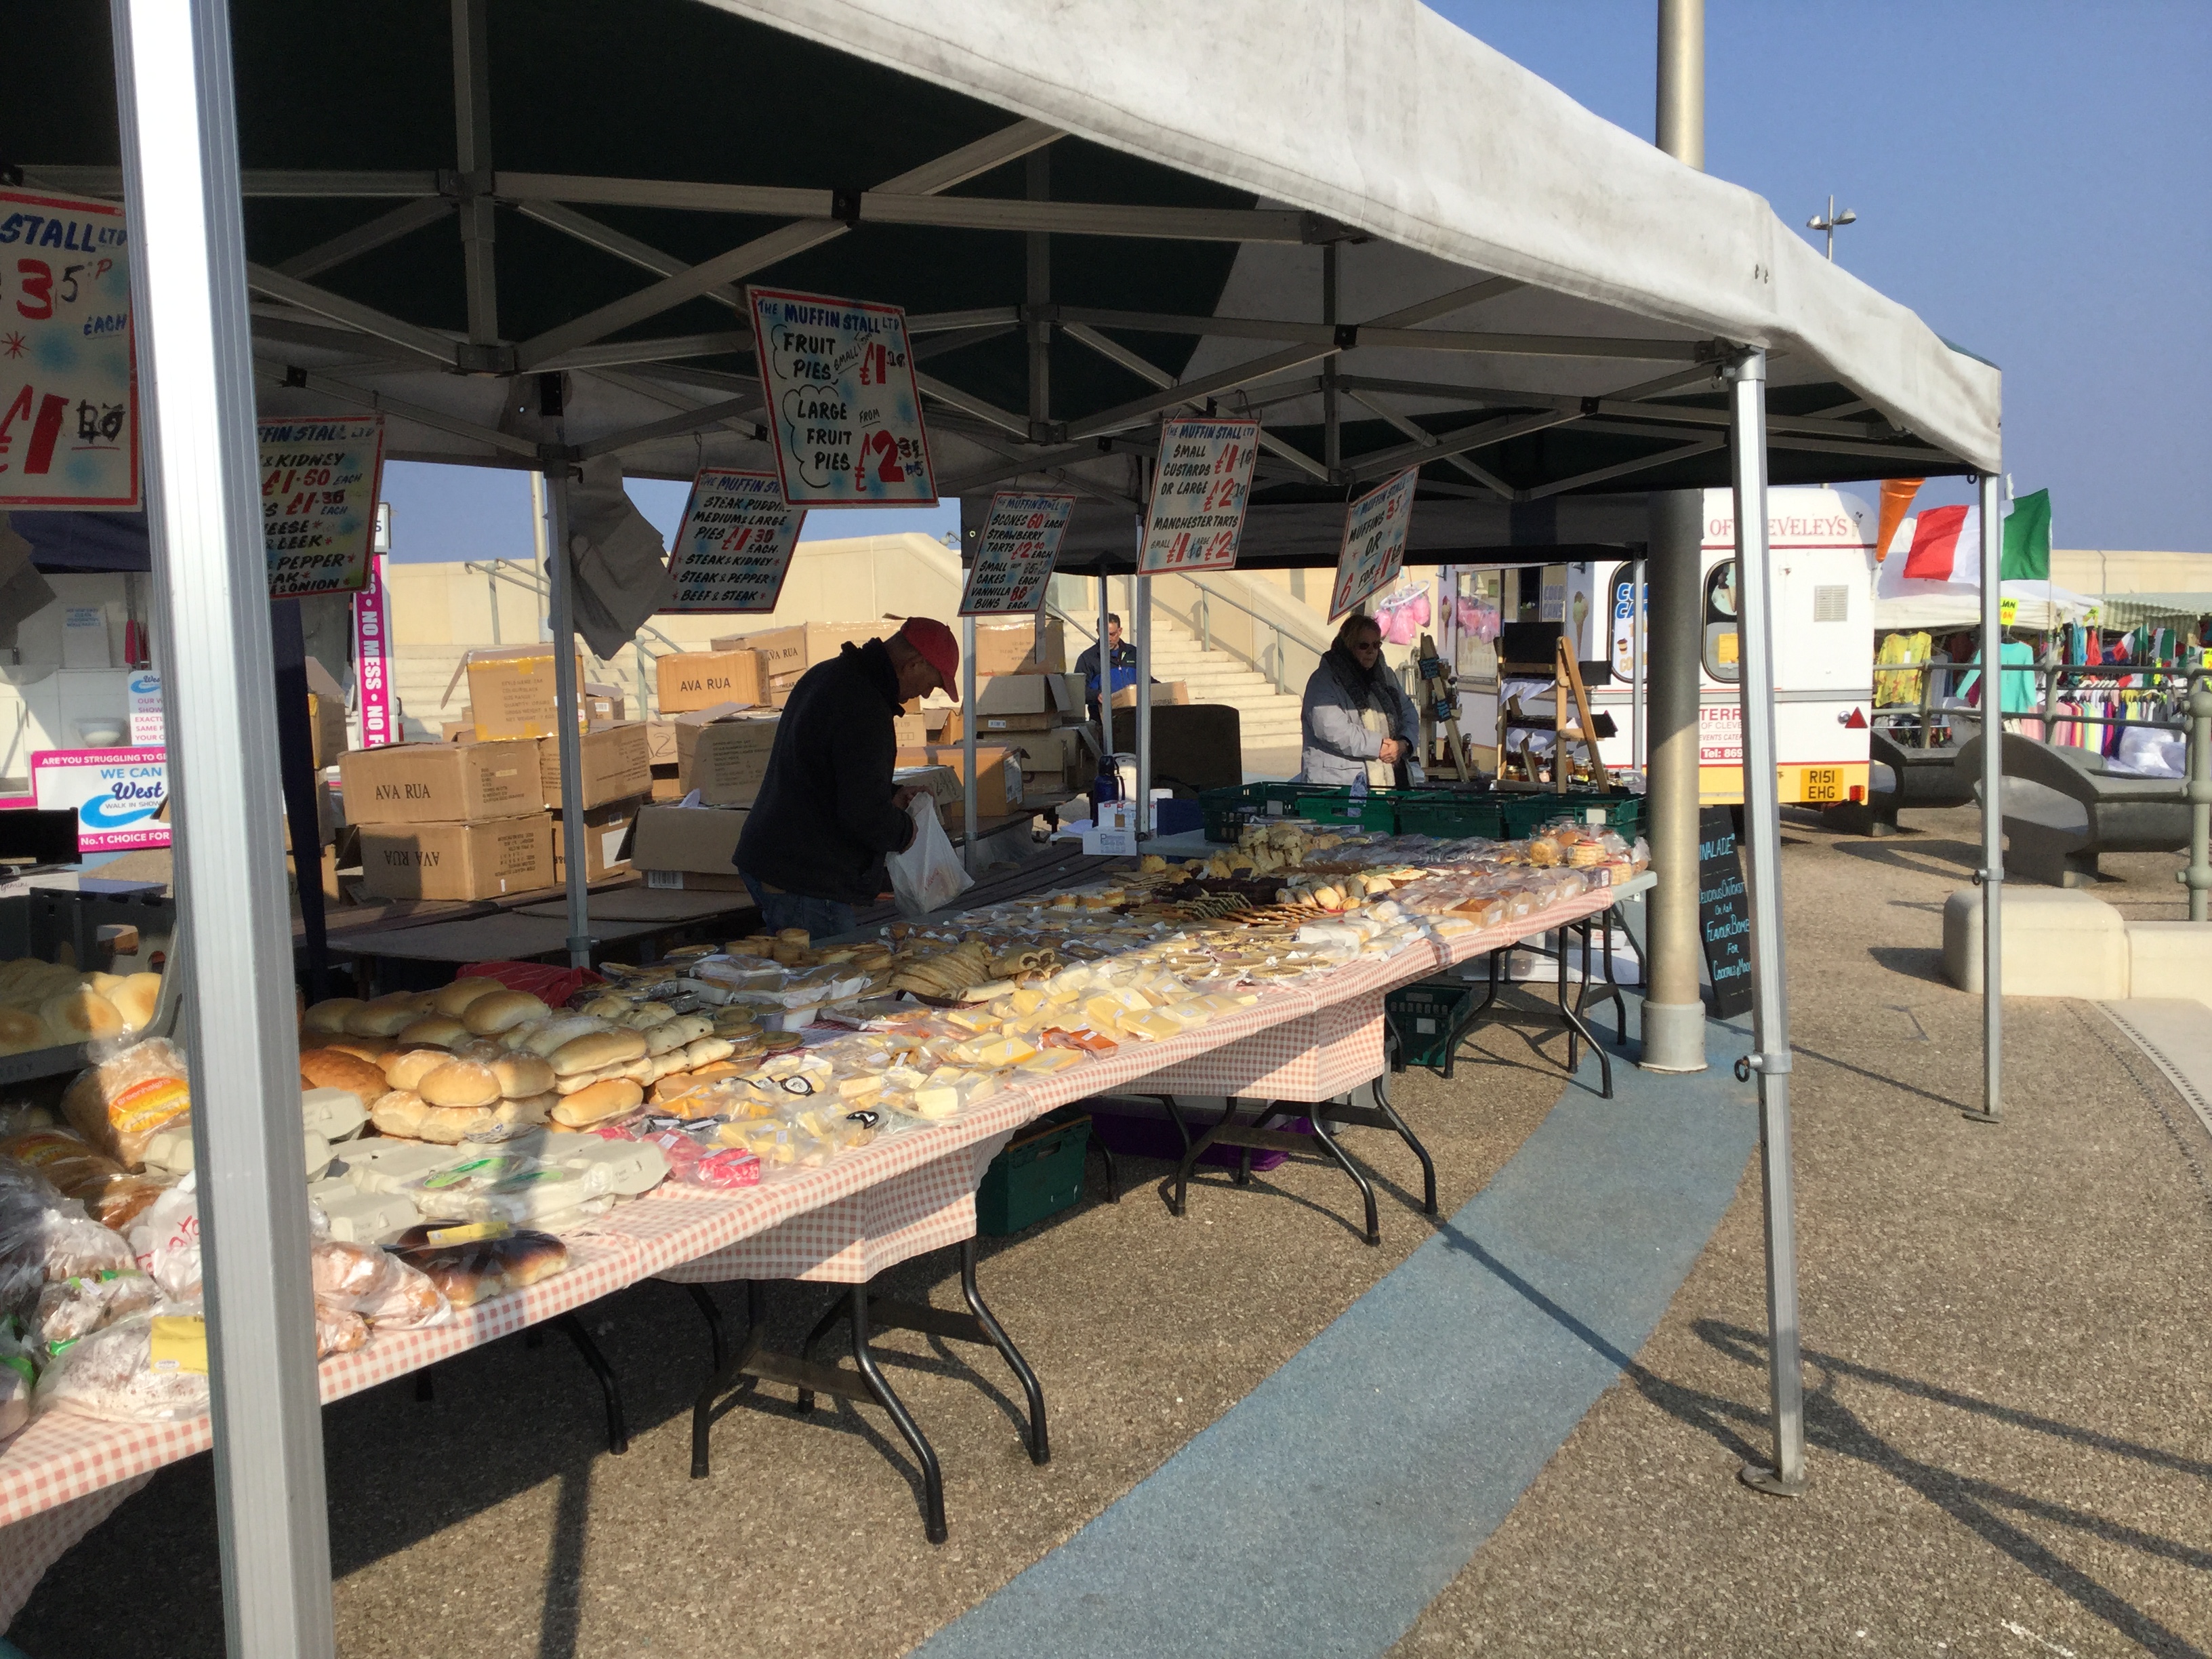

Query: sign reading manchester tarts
left=665, top=468, right=807, bottom=612
left=1137, top=416, right=1258, bottom=575
left=748, top=287, right=935, bottom=506
left=260, top=413, right=385, bottom=598
left=0, top=189, right=137, bottom=509
left=960, top=492, right=1073, bottom=616
left=1329, top=466, right=1420, bottom=619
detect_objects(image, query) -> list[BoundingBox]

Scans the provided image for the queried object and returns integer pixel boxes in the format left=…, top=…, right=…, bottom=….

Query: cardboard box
left=650, top=767, right=684, bottom=802
left=356, top=816, right=554, bottom=901
left=622, top=803, right=752, bottom=892
left=943, top=673, right=1087, bottom=742
left=710, top=621, right=880, bottom=683
left=304, top=657, right=348, bottom=770
left=893, top=764, right=962, bottom=813
left=337, top=740, right=542, bottom=825
left=583, top=682, right=627, bottom=724
left=893, top=710, right=932, bottom=748
left=550, top=798, right=643, bottom=884
left=441, top=718, right=476, bottom=743
left=540, top=721, right=653, bottom=810
left=895, top=744, right=1025, bottom=817
left=642, top=720, right=679, bottom=766
left=676, top=707, right=781, bottom=807
left=656, top=648, right=765, bottom=714
left=1110, top=680, right=1190, bottom=709
left=449, top=646, right=590, bottom=740
left=972, top=615, right=1065, bottom=676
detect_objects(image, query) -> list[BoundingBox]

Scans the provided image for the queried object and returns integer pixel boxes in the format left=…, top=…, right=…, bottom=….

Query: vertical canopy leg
left=539, top=382, right=591, bottom=968
left=1970, top=472, right=2005, bottom=1123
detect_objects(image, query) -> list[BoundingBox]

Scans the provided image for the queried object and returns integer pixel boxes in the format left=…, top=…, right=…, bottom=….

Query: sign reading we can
left=1329, top=466, right=1418, bottom=620
left=1138, top=416, right=1258, bottom=575
left=0, top=189, right=137, bottom=510
left=961, top=492, right=1073, bottom=616
left=260, top=413, right=384, bottom=598
left=665, top=468, right=807, bottom=613
left=747, top=287, right=936, bottom=506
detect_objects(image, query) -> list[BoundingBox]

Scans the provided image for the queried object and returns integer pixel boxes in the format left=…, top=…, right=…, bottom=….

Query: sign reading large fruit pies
left=747, top=287, right=936, bottom=506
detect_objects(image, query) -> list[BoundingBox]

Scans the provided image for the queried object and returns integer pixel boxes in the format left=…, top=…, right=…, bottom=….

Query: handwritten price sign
left=1138, top=417, right=1258, bottom=575
left=1328, top=466, right=1419, bottom=620
left=663, top=468, right=806, bottom=612
left=960, top=492, right=1073, bottom=616
left=0, top=190, right=136, bottom=510
left=260, top=414, right=385, bottom=598
left=747, top=287, right=936, bottom=506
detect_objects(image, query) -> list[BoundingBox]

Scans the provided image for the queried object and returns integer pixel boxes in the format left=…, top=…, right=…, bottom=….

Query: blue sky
left=387, top=1, right=2209, bottom=561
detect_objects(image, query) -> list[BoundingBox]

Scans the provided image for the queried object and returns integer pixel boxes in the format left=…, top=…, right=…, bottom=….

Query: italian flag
left=1902, top=504, right=1980, bottom=581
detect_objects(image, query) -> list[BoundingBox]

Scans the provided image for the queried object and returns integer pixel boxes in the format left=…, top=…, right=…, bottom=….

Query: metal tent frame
left=46, top=0, right=2006, bottom=1645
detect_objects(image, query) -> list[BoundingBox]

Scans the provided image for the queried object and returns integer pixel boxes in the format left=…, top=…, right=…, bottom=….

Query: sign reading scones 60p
left=748, top=286, right=936, bottom=506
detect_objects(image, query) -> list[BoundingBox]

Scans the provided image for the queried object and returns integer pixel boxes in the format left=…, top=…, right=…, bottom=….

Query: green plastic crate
left=1197, top=782, right=1304, bottom=843
left=1386, top=978, right=1479, bottom=1072
left=1287, top=786, right=1398, bottom=832
left=1394, top=791, right=1508, bottom=840
left=1495, top=789, right=1645, bottom=840
left=977, top=1107, right=1091, bottom=1236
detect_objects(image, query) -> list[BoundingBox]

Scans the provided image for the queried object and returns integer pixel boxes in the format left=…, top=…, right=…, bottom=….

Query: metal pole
left=541, top=417, right=592, bottom=968
left=1136, top=574, right=1153, bottom=835
left=1971, top=472, right=2004, bottom=1122
left=270, top=600, right=329, bottom=1002
left=1098, top=572, right=1115, bottom=798
left=1631, top=556, right=1647, bottom=771
left=1725, top=350, right=1807, bottom=1497
left=2185, top=672, right=2212, bottom=923
left=1323, top=243, right=1343, bottom=477
left=1643, top=0, right=1707, bottom=1073
left=530, top=471, right=553, bottom=642
left=110, top=0, right=337, bottom=1650
left=962, top=615, right=979, bottom=872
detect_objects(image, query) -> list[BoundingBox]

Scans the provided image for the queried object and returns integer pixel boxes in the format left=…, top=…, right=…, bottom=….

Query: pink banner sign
left=354, top=552, right=395, bottom=747
left=30, top=747, right=168, bottom=852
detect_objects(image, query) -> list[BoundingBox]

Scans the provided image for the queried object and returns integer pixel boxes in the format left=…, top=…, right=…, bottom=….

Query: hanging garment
left=1873, top=631, right=1931, bottom=706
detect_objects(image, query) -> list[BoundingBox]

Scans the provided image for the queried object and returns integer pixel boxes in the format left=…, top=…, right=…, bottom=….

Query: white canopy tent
left=49, top=0, right=2004, bottom=1646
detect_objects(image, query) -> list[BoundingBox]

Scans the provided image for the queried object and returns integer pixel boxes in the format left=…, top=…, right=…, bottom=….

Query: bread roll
left=682, top=1036, right=735, bottom=1069
left=346, top=996, right=425, bottom=1037
left=298, top=1048, right=390, bottom=1108
left=775, top=928, right=810, bottom=947
left=463, top=990, right=549, bottom=1035
left=395, top=1015, right=470, bottom=1049
left=109, top=972, right=161, bottom=1033
left=369, top=1089, right=430, bottom=1138
left=0, top=1006, right=45, bottom=1057
left=520, top=1016, right=607, bottom=1059
left=452, top=1038, right=506, bottom=1063
left=642, top=1019, right=692, bottom=1057
left=431, top=976, right=508, bottom=1019
left=378, top=1049, right=451, bottom=1092
left=550, top=1078, right=642, bottom=1128
left=323, top=1034, right=394, bottom=1063
left=548, top=1027, right=647, bottom=1077
left=418, top=1104, right=496, bottom=1144
left=419, top=1059, right=501, bottom=1110
left=43, top=987, right=125, bottom=1045
left=577, top=994, right=632, bottom=1020
left=392, top=1228, right=567, bottom=1305
left=552, top=1069, right=615, bottom=1096
left=489, top=1092, right=554, bottom=1133
left=492, top=1053, right=555, bottom=1100
left=304, top=997, right=363, bottom=1033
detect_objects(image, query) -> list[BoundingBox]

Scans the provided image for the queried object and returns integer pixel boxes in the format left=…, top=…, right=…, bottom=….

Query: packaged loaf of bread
left=0, top=1129, right=169, bottom=1231
left=389, top=1226, right=567, bottom=1307
left=0, top=1319, right=35, bottom=1438
left=33, top=1267, right=160, bottom=1351
left=60, top=1038, right=191, bottom=1170
left=310, top=1239, right=449, bottom=1330
left=0, top=1159, right=138, bottom=1317
left=35, top=1301, right=211, bottom=1422
left=316, top=1304, right=369, bottom=1359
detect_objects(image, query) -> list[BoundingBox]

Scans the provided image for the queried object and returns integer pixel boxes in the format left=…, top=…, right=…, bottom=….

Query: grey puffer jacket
left=1296, top=648, right=1419, bottom=785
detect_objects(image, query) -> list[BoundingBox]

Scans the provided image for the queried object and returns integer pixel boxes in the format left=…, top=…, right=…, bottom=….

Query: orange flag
left=1875, top=477, right=1923, bottom=562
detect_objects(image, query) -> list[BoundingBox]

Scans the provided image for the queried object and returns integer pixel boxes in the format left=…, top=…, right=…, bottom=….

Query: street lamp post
left=1807, top=194, right=1858, bottom=261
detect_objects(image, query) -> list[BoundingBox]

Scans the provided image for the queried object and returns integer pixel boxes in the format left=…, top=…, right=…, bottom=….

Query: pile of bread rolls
left=0, top=958, right=163, bottom=1057
left=299, top=976, right=739, bottom=1143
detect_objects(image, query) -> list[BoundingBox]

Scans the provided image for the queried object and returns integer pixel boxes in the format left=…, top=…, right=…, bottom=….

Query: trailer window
left=1702, top=560, right=1739, bottom=682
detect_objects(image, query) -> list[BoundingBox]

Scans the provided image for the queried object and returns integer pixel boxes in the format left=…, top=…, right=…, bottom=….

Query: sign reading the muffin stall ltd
left=663, top=468, right=808, bottom=612
left=0, top=188, right=138, bottom=510
left=747, top=287, right=936, bottom=506
left=961, top=492, right=1074, bottom=615
left=260, top=413, right=386, bottom=598
left=1138, top=416, right=1259, bottom=575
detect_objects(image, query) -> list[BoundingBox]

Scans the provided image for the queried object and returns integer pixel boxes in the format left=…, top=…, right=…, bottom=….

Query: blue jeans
left=741, top=875, right=856, bottom=941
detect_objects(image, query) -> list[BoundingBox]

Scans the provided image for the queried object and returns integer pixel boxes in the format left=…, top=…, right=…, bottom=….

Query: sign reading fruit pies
left=664, top=468, right=808, bottom=612
left=960, top=492, right=1075, bottom=616
left=1137, top=416, right=1260, bottom=575
left=747, top=287, right=937, bottom=506
left=0, top=189, right=138, bottom=510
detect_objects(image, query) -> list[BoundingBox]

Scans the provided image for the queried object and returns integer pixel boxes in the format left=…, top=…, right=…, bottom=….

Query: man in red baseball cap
left=735, top=616, right=960, bottom=935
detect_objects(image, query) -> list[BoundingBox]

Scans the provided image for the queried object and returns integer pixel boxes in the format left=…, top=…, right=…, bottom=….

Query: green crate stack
left=1495, top=789, right=1645, bottom=839
left=1385, top=978, right=1478, bottom=1071
left=1197, top=782, right=1307, bottom=843
left=977, top=1107, right=1092, bottom=1235
left=1393, top=791, right=1508, bottom=839
left=1286, top=785, right=1399, bottom=832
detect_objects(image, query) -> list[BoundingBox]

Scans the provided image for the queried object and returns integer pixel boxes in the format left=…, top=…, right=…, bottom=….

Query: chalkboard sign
left=1698, top=805, right=1755, bottom=1018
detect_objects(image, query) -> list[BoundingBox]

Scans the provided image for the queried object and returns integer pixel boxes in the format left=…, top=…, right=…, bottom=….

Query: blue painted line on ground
left=916, top=1005, right=1757, bottom=1659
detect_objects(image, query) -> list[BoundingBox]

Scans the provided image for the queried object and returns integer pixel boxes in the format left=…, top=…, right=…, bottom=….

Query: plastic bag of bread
left=33, top=1268, right=161, bottom=1351
left=0, top=1319, right=35, bottom=1439
left=310, top=1239, right=448, bottom=1330
left=35, top=1300, right=211, bottom=1422
left=0, top=1128, right=169, bottom=1231
left=60, top=1038, right=191, bottom=1171
left=316, top=1304, right=369, bottom=1359
left=127, top=1174, right=201, bottom=1301
left=389, top=1225, right=567, bottom=1307
left=0, top=1158, right=136, bottom=1317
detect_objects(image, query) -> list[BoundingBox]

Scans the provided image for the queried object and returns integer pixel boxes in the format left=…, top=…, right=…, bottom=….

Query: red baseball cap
left=897, top=617, right=960, bottom=701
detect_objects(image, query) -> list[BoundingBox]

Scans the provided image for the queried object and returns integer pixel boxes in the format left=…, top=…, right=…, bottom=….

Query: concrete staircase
left=1141, top=611, right=1305, bottom=757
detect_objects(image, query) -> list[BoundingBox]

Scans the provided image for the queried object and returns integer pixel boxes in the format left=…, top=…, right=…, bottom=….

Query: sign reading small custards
left=747, top=287, right=936, bottom=506
left=1328, top=466, right=1419, bottom=619
left=260, top=413, right=385, bottom=598
left=0, top=189, right=137, bottom=509
left=664, top=469, right=807, bottom=612
left=960, top=492, right=1073, bottom=616
left=1137, top=416, right=1259, bottom=575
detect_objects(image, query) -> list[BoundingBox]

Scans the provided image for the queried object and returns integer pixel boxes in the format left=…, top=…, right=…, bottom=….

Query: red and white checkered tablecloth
left=0, top=885, right=1620, bottom=1625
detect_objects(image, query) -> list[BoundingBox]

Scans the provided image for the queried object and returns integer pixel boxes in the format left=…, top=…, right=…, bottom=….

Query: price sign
left=960, top=492, right=1073, bottom=616
left=1138, top=417, right=1258, bottom=574
left=747, top=287, right=936, bottom=506
left=259, top=413, right=385, bottom=598
left=1328, top=466, right=1418, bottom=619
left=0, top=190, right=136, bottom=509
left=663, top=468, right=806, bottom=612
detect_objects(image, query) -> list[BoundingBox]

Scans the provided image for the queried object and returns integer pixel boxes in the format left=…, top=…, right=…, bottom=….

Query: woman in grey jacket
left=1297, top=613, right=1421, bottom=785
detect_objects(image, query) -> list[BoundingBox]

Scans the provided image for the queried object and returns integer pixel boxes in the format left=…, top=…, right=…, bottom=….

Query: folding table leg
left=960, top=1237, right=1050, bottom=1466
left=1305, top=1102, right=1380, bottom=1246
left=1366, top=1071, right=1437, bottom=1216
left=1169, top=1098, right=1235, bottom=1217
left=681, top=1282, right=726, bottom=1374
left=554, top=1311, right=628, bottom=1456
left=848, top=1284, right=949, bottom=1544
left=691, top=1282, right=764, bottom=1480
left=1553, top=929, right=1614, bottom=1100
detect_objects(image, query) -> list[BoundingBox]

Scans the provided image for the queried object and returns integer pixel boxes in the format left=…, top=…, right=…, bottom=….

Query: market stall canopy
left=23, top=0, right=1998, bottom=567
left=1874, top=552, right=2095, bottom=633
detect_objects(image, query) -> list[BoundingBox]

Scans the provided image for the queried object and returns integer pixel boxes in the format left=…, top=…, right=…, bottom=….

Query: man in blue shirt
left=1073, top=613, right=1139, bottom=726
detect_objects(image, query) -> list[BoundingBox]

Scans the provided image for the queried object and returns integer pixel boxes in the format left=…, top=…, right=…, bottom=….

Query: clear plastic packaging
left=60, top=1038, right=192, bottom=1171
left=127, top=1174, right=202, bottom=1301
left=33, top=1269, right=159, bottom=1351
left=310, top=1240, right=449, bottom=1330
left=35, top=1300, right=211, bottom=1422
left=402, top=1154, right=611, bottom=1225
left=0, top=1159, right=136, bottom=1317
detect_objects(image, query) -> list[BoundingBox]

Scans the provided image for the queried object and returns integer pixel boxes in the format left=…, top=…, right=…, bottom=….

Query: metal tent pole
left=1971, top=472, right=2004, bottom=1122
left=962, top=615, right=979, bottom=872
left=1136, top=574, right=1153, bottom=834
left=1098, top=573, right=1114, bottom=799
left=270, top=600, right=329, bottom=1002
left=539, top=398, right=591, bottom=969
left=1631, top=556, right=1647, bottom=771
left=1726, top=350, right=1807, bottom=1497
left=110, top=0, right=337, bottom=1650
